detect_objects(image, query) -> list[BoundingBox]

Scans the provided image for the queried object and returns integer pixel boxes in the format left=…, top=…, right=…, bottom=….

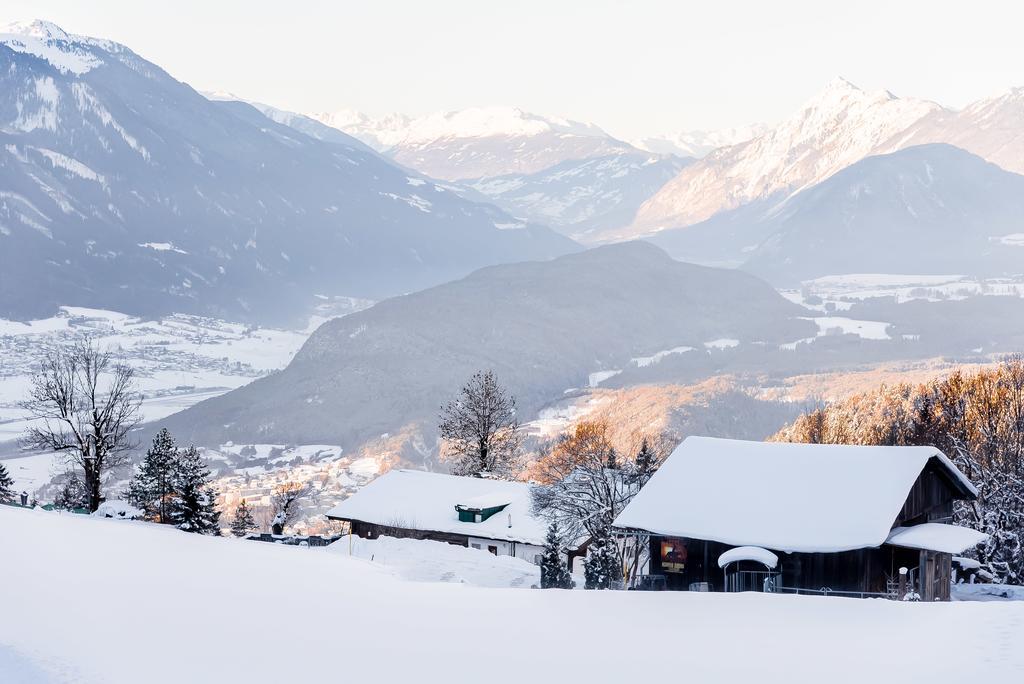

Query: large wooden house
left=614, top=437, right=986, bottom=600
left=326, top=469, right=584, bottom=567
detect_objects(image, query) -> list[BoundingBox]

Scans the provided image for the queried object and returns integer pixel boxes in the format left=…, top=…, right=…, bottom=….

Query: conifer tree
left=633, top=438, right=658, bottom=487
left=53, top=471, right=89, bottom=511
left=170, top=445, right=221, bottom=535
left=230, top=499, right=257, bottom=538
left=540, top=522, right=575, bottom=589
left=125, top=428, right=179, bottom=523
left=584, top=522, right=620, bottom=590
left=0, top=462, right=14, bottom=504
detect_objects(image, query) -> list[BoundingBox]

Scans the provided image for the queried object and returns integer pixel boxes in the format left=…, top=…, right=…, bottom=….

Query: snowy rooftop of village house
left=325, top=470, right=551, bottom=547
left=613, top=436, right=978, bottom=554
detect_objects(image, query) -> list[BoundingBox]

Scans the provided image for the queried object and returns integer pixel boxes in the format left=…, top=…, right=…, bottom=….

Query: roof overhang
left=885, top=523, right=988, bottom=554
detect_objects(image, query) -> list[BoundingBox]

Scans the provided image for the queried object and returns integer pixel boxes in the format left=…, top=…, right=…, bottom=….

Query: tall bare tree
left=438, top=370, right=522, bottom=478
left=270, top=481, right=314, bottom=534
left=20, top=338, right=141, bottom=511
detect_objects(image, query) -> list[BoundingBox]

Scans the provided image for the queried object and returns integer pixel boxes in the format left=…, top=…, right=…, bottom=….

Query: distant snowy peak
left=0, top=19, right=123, bottom=74
left=632, top=123, right=768, bottom=158
left=626, top=78, right=946, bottom=235
left=395, top=106, right=609, bottom=144
left=894, top=86, right=1024, bottom=176
left=311, top=106, right=634, bottom=181
left=312, top=109, right=412, bottom=151
left=2, top=19, right=70, bottom=40
left=313, top=106, right=610, bottom=151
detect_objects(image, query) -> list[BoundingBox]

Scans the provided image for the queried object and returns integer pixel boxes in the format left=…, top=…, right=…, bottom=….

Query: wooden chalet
left=325, top=469, right=584, bottom=567
left=614, top=437, right=986, bottom=600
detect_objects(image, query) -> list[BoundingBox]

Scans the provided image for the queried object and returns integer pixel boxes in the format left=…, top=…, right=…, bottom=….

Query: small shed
left=614, top=436, right=986, bottom=600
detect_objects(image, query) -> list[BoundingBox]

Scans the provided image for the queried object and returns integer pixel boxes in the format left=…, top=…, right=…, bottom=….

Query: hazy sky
left=3, top=0, right=1023, bottom=139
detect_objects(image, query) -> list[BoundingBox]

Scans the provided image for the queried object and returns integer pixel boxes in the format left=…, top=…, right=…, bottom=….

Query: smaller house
left=325, top=470, right=582, bottom=566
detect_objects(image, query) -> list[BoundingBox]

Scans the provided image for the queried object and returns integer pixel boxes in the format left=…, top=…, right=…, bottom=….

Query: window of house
left=660, top=538, right=687, bottom=573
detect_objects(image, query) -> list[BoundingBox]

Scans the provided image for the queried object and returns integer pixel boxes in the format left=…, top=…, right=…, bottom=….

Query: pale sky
left=3, top=0, right=1023, bottom=139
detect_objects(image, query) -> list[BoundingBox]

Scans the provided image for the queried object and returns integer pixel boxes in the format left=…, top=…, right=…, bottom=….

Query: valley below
left=4, top=268, right=1022, bottom=531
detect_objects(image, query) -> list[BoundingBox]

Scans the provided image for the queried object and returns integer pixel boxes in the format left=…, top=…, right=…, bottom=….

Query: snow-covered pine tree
left=53, top=471, right=89, bottom=510
left=170, top=445, right=221, bottom=535
left=584, top=521, right=620, bottom=590
left=230, top=499, right=257, bottom=538
left=125, top=428, right=179, bottom=523
left=540, top=522, right=575, bottom=589
left=0, top=462, right=14, bottom=504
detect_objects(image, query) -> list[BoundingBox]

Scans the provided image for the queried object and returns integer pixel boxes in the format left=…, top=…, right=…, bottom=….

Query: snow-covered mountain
left=312, top=109, right=414, bottom=151
left=303, top=105, right=685, bottom=238
left=652, top=144, right=1024, bottom=283
left=467, top=152, right=691, bottom=240
left=631, top=123, right=767, bottom=158
left=0, top=21, right=576, bottom=324
left=626, top=78, right=945, bottom=237
left=893, top=87, right=1024, bottom=176
left=312, top=105, right=636, bottom=181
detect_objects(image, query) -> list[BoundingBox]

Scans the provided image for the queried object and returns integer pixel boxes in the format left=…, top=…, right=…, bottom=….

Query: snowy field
left=783, top=273, right=1024, bottom=311
left=0, top=305, right=369, bottom=497
left=0, top=306, right=314, bottom=444
left=329, top=534, right=544, bottom=588
left=2, top=506, right=1023, bottom=684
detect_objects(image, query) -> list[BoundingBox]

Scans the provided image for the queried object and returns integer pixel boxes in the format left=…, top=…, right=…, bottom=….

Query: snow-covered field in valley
left=0, top=306, right=314, bottom=445
left=2, top=506, right=1023, bottom=684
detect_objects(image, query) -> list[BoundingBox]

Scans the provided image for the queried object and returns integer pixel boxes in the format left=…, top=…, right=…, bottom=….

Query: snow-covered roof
left=457, top=492, right=514, bottom=511
left=885, top=524, right=988, bottom=555
left=952, top=556, right=981, bottom=570
left=325, top=470, right=553, bottom=547
left=614, top=436, right=977, bottom=553
left=717, top=546, right=779, bottom=569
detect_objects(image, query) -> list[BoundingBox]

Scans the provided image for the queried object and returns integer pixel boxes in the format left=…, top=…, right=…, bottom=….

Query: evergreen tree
left=633, top=438, right=659, bottom=487
left=606, top=447, right=618, bottom=470
left=53, top=471, right=89, bottom=511
left=584, top=522, right=620, bottom=590
left=230, top=499, right=257, bottom=538
left=540, top=522, right=575, bottom=589
left=170, top=445, right=221, bottom=535
left=0, top=462, right=14, bottom=504
left=125, top=428, right=179, bottom=523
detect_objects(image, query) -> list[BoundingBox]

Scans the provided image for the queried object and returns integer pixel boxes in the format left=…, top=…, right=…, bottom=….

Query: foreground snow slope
left=2, top=507, right=1022, bottom=684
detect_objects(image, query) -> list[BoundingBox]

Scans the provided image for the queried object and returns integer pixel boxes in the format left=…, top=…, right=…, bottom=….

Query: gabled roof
left=613, top=436, right=977, bottom=553
left=325, top=470, right=551, bottom=547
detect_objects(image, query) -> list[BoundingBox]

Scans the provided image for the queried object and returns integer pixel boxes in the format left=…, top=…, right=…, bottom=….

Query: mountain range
left=0, top=21, right=575, bottom=324
left=626, top=78, right=1024, bottom=243
left=652, top=143, right=1024, bottom=282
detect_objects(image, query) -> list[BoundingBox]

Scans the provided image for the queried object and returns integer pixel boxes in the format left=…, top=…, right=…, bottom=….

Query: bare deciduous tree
left=531, top=422, right=669, bottom=587
left=270, top=481, right=314, bottom=534
left=20, top=338, right=141, bottom=511
left=438, top=370, right=522, bottom=479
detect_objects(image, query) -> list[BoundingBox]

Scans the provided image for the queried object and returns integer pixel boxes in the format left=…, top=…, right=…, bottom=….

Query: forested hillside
left=774, top=357, right=1024, bottom=583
